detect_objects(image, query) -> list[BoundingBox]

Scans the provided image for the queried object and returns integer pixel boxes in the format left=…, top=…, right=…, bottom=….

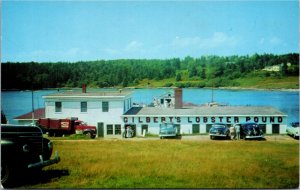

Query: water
left=1, top=88, right=299, bottom=124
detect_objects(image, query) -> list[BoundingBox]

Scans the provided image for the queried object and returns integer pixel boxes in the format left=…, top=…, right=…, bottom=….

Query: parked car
left=286, top=122, right=299, bottom=139
left=1, top=124, right=60, bottom=187
left=159, top=123, right=177, bottom=139
left=237, top=122, right=264, bottom=139
left=209, top=123, right=230, bottom=140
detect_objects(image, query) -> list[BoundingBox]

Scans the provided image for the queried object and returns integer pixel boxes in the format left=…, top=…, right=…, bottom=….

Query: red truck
left=38, top=118, right=97, bottom=139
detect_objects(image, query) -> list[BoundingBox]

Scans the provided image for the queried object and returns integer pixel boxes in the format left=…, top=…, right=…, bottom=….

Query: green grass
left=18, top=139, right=299, bottom=189
left=133, top=76, right=299, bottom=89
left=234, top=76, right=299, bottom=89
left=44, top=134, right=93, bottom=140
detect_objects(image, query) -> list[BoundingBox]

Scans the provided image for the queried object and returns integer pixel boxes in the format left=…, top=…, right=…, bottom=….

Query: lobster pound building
left=43, top=87, right=287, bottom=137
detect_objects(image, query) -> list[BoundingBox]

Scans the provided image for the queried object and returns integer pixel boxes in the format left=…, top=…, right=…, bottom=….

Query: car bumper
left=159, top=134, right=177, bottom=137
left=245, top=135, right=264, bottom=139
left=210, top=134, right=227, bottom=137
left=28, top=151, right=60, bottom=169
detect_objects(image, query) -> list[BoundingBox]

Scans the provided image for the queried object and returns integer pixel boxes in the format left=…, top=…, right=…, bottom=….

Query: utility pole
left=32, top=90, right=35, bottom=125
left=211, top=80, right=214, bottom=103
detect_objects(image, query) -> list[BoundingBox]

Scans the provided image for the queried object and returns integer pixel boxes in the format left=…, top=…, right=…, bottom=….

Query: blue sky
left=2, top=1, right=299, bottom=62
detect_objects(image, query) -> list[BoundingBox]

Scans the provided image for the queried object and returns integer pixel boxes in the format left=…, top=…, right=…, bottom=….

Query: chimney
left=174, top=88, right=183, bottom=109
left=82, top=84, right=87, bottom=93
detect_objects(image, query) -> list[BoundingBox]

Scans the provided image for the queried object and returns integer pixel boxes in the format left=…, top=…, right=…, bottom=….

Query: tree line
left=1, top=53, right=299, bottom=90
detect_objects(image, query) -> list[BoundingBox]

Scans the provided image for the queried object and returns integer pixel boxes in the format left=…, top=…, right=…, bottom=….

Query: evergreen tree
left=176, top=73, right=182, bottom=81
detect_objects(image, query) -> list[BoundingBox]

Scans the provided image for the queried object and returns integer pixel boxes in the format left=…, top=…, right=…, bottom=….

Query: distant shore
left=1, top=86, right=299, bottom=92
left=215, top=86, right=300, bottom=92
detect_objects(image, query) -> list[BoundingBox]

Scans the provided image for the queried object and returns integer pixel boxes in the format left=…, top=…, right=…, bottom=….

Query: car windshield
left=245, top=124, right=258, bottom=129
left=213, top=125, right=225, bottom=129
left=76, top=121, right=86, bottom=126
left=161, top=124, right=174, bottom=128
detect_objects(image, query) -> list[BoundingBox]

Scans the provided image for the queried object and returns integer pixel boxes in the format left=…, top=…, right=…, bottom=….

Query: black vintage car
left=237, top=122, right=264, bottom=139
left=1, top=124, right=60, bottom=186
left=209, top=123, right=230, bottom=140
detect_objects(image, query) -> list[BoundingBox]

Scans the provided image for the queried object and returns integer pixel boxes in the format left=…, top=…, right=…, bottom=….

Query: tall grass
left=21, top=140, right=299, bottom=188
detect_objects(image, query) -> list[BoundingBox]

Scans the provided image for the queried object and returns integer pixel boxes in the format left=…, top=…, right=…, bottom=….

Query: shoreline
left=1, top=86, right=299, bottom=92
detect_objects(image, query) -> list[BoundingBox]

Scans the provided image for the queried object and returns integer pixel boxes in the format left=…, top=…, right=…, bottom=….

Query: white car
left=286, top=122, right=299, bottom=139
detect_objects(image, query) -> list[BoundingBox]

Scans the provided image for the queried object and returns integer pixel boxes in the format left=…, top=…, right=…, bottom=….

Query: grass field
left=17, top=139, right=299, bottom=189
left=133, top=76, right=299, bottom=89
left=234, top=76, right=299, bottom=89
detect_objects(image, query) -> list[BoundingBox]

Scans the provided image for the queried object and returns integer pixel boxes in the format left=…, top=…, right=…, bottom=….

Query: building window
left=102, top=101, right=109, bottom=112
left=81, top=102, right=87, bottom=112
left=55, top=102, right=62, bottom=112
left=115, top=124, right=121, bottom=135
left=107, top=124, right=113, bottom=135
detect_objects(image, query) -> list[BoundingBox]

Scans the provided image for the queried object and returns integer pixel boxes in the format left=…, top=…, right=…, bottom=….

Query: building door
left=259, top=124, right=266, bottom=134
left=206, top=124, right=213, bottom=133
left=141, top=124, right=148, bottom=135
left=192, top=124, right=200, bottom=134
left=174, top=124, right=181, bottom=135
left=272, top=124, right=280, bottom=134
left=125, top=124, right=136, bottom=137
left=97, top=122, right=104, bottom=137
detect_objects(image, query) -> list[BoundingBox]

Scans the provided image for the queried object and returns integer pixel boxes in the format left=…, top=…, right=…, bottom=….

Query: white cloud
left=103, top=48, right=120, bottom=55
left=269, top=37, right=282, bottom=46
left=100, top=40, right=145, bottom=59
left=259, top=36, right=283, bottom=46
left=259, top=38, right=265, bottom=45
left=27, top=48, right=89, bottom=62
left=172, top=32, right=238, bottom=49
left=124, top=40, right=144, bottom=52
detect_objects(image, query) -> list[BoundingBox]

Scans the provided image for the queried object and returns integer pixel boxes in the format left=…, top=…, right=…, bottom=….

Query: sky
left=1, top=1, right=299, bottom=62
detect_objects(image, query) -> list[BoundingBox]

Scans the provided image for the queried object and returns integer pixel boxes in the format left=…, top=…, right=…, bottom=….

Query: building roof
left=43, top=89, right=133, bottom=99
left=123, top=106, right=286, bottom=117
left=14, top=108, right=45, bottom=121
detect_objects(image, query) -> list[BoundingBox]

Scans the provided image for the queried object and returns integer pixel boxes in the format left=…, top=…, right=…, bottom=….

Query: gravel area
left=101, top=134, right=299, bottom=142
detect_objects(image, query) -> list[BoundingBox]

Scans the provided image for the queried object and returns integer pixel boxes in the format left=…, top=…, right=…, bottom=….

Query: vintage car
left=159, top=123, right=177, bottom=139
left=286, top=122, right=299, bottom=139
left=1, top=124, right=60, bottom=186
left=209, top=123, right=230, bottom=140
left=237, top=122, right=264, bottom=139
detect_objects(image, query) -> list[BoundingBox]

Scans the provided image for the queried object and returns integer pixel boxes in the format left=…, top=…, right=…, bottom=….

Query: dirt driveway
left=101, top=134, right=299, bottom=142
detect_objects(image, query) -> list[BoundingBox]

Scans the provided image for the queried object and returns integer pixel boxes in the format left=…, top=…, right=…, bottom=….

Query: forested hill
left=2, top=53, right=299, bottom=90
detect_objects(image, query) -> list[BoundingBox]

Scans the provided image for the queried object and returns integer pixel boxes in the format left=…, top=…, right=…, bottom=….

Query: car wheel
left=1, top=163, right=14, bottom=187
left=83, top=131, right=91, bottom=138
left=48, top=131, right=54, bottom=137
left=90, top=134, right=96, bottom=139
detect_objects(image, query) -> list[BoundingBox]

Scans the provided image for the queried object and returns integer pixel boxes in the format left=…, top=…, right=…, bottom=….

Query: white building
left=42, top=88, right=287, bottom=137
left=43, top=88, right=132, bottom=137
